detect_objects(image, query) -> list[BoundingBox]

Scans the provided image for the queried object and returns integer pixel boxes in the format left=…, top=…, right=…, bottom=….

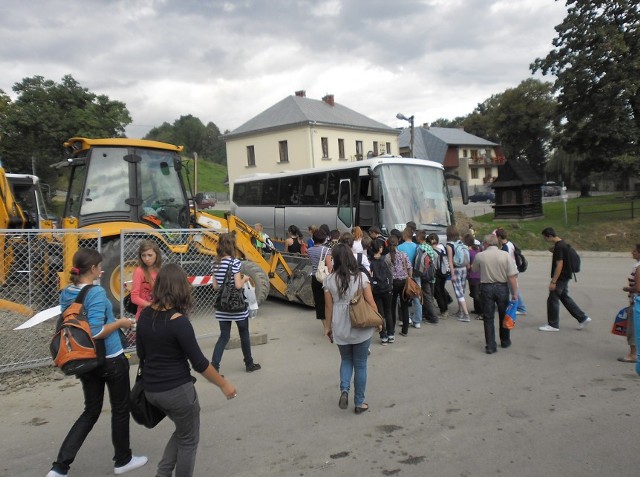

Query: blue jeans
left=412, top=276, right=423, bottom=324
left=212, top=318, right=254, bottom=369
left=337, top=338, right=371, bottom=407
left=146, top=382, right=200, bottom=477
left=51, top=355, right=131, bottom=474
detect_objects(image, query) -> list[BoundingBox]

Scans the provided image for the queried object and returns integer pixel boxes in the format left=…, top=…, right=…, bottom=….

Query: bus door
left=336, top=179, right=353, bottom=233
left=274, top=207, right=286, bottom=242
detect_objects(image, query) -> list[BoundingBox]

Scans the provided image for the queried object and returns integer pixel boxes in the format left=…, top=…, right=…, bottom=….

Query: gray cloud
left=0, top=0, right=566, bottom=137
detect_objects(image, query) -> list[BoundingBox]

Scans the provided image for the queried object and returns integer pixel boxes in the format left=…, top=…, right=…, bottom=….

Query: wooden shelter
left=492, top=160, right=543, bottom=219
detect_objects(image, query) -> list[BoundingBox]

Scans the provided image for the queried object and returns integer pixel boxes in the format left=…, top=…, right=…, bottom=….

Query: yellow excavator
left=52, top=137, right=313, bottom=310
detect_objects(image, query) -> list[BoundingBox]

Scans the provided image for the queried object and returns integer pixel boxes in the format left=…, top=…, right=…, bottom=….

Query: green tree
left=145, top=115, right=227, bottom=165
left=0, top=75, right=131, bottom=181
left=430, top=117, right=466, bottom=128
left=462, top=79, right=557, bottom=174
left=531, top=0, right=640, bottom=173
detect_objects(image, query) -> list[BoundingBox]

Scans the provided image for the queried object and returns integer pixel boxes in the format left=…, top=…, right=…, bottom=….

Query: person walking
left=323, top=244, right=381, bottom=414
left=137, top=264, right=237, bottom=477
left=446, top=225, right=471, bottom=322
left=416, top=230, right=440, bottom=325
left=539, top=227, right=591, bottom=331
left=398, top=228, right=421, bottom=328
left=211, top=233, right=262, bottom=373
left=46, top=249, right=146, bottom=477
left=429, top=233, right=450, bottom=319
left=464, top=233, right=483, bottom=319
left=495, top=227, right=527, bottom=314
left=130, top=240, right=162, bottom=320
left=471, top=235, right=519, bottom=354
left=308, top=229, right=333, bottom=328
left=369, top=239, right=394, bottom=344
left=385, top=235, right=412, bottom=337
left=619, top=244, right=640, bottom=363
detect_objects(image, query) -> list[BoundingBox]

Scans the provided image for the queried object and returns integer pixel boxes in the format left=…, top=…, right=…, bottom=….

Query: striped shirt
left=308, top=245, right=330, bottom=274
left=213, top=257, right=249, bottom=321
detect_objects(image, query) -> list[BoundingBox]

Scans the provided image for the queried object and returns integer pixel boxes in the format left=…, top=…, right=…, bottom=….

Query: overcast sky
left=0, top=0, right=567, bottom=138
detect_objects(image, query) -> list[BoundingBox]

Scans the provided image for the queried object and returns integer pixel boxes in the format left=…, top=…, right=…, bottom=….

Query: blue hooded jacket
left=60, top=284, right=122, bottom=358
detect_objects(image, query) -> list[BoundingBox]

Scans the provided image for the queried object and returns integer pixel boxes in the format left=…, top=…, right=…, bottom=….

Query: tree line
left=0, top=0, right=637, bottom=191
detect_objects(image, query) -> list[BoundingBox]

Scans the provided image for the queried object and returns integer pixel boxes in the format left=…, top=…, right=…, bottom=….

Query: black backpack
left=513, top=244, right=528, bottom=273
left=369, top=257, right=392, bottom=293
left=565, top=244, right=581, bottom=279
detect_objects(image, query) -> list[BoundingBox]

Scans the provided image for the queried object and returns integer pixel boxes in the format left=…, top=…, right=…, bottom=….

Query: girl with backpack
left=464, top=233, right=483, bottom=319
left=369, top=240, right=393, bottom=344
left=46, top=249, right=146, bottom=477
left=446, top=225, right=471, bottom=323
left=385, top=235, right=412, bottom=338
left=308, top=229, right=333, bottom=328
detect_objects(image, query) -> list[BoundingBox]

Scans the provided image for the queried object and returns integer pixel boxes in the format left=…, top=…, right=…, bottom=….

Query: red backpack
left=50, top=285, right=106, bottom=376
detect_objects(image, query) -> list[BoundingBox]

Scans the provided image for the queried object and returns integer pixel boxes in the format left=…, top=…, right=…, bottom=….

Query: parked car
left=542, top=182, right=562, bottom=197
left=195, top=192, right=217, bottom=208
left=469, top=191, right=495, bottom=203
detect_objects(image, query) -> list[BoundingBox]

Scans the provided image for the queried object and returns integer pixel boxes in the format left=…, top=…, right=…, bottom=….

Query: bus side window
left=261, top=179, right=279, bottom=206
left=326, top=172, right=339, bottom=206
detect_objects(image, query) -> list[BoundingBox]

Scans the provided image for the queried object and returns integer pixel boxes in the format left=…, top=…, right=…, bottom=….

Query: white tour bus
left=231, top=156, right=468, bottom=242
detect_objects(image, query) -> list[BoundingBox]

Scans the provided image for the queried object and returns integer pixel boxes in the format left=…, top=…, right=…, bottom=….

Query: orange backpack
left=50, top=285, right=106, bottom=376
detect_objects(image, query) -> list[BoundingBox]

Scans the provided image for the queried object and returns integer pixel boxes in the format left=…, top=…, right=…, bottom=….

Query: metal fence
left=118, top=229, right=219, bottom=319
left=576, top=200, right=637, bottom=225
left=0, top=229, right=101, bottom=373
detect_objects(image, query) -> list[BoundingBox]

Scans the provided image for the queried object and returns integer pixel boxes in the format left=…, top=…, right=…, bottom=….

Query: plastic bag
left=243, top=282, right=259, bottom=318
left=503, top=300, right=518, bottom=329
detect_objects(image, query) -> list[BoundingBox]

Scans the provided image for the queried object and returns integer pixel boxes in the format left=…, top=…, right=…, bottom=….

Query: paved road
left=2, top=253, right=639, bottom=476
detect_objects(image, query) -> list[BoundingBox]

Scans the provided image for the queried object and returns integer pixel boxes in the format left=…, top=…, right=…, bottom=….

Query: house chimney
left=295, top=90, right=306, bottom=97
left=322, top=94, right=335, bottom=106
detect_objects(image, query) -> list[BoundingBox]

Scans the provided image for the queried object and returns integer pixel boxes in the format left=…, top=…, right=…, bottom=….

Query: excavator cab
left=63, top=138, right=190, bottom=231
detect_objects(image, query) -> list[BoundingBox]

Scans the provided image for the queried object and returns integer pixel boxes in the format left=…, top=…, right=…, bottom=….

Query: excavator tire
left=101, top=239, right=137, bottom=313
left=240, top=260, right=270, bottom=305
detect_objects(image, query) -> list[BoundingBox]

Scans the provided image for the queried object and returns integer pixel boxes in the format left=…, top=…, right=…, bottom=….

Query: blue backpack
left=451, top=240, right=470, bottom=268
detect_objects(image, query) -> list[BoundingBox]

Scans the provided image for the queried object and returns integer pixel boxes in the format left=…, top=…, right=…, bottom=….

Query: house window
left=279, top=140, right=289, bottom=163
left=246, top=145, right=255, bottom=167
left=355, top=140, right=363, bottom=160
left=484, top=167, right=492, bottom=178
left=321, top=137, right=329, bottom=158
left=471, top=149, right=478, bottom=159
left=338, top=139, right=345, bottom=159
left=373, top=141, right=379, bottom=156
left=386, top=142, right=391, bottom=155
left=462, top=149, right=468, bottom=158
left=471, top=168, right=479, bottom=179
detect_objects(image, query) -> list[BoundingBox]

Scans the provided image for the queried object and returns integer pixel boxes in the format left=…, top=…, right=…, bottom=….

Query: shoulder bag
left=349, top=274, right=384, bottom=329
left=214, top=260, right=248, bottom=313
left=401, top=253, right=422, bottom=303
left=315, top=247, right=330, bottom=282
left=129, top=361, right=166, bottom=429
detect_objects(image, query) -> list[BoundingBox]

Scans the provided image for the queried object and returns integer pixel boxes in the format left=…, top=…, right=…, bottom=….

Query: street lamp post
left=396, top=113, right=415, bottom=158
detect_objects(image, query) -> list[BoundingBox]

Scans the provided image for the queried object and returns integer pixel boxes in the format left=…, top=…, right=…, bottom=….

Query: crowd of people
left=46, top=222, right=640, bottom=476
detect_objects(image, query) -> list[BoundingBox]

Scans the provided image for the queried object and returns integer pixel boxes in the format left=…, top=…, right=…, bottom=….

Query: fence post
left=576, top=205, right=580, bottom=225
left=632, top=201, right=635, bottom=220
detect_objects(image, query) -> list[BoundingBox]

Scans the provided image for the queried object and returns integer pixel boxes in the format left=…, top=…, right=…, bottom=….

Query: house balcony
left=468, top=155, right=506, bottom=166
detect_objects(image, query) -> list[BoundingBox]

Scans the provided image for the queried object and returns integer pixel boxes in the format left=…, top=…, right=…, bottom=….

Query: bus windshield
left=376, top=163, right=451, bottom=232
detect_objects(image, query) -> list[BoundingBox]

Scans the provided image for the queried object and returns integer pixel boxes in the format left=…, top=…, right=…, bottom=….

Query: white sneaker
left=412, top=322, right=421, bottom=329
left=114, top=455, right=148, bottom=475
left=538, top=325, right=559, bottom=332
left=46, top=471, right=67, bottom=477
left=578, top=316, right=592, bottom=330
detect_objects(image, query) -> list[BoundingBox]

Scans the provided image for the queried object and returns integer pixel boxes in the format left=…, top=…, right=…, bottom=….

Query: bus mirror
left=371, top=173, right=380, bottom=203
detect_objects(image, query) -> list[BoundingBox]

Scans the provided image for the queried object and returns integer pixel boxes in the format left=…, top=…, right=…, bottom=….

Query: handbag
left=315, top=247, right=330, bottom=282
left=129, top=363, right=166, bottom=429
left=123, top=293, right=138, bottom=314
left=214, top=261, right=247, bottom=313
left=612, top=306, right=629, bottom=336
left=401, top=254, right=422, bottom=302
left=349, top=275, right=384, bottom=329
